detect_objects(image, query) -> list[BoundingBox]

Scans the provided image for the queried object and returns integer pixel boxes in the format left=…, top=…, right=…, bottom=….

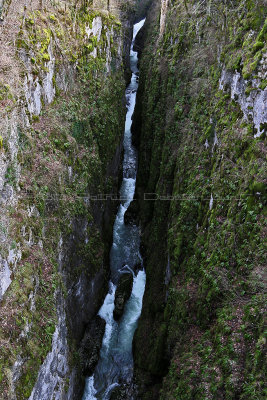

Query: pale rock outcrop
left=86, top=16, right=103, bottom=41
left=28, top=299, right=69, bottom=400
left=219, top=58, right=267, bottom=138
left=159, top=0, right=169, bottom=37
left=0, top=110, right=21, bottom=301
left=0, top=247, right=22, bottom=301
left=23, top=41, right=56, bottom=117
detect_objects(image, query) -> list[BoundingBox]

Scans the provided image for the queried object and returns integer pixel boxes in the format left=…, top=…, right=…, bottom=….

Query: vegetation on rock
left=133, top=1, right=266, bottom=399
left=0, top=0, right=134, bottom=398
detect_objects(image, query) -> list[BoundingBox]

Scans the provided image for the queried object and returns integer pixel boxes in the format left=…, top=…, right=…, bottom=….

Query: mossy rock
left=252, top=41, right=264, bottom=53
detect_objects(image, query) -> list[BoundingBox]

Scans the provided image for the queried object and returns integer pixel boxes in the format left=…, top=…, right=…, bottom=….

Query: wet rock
left=79, top=315, right=106, bottom=376
left=120, top=264, right=136, bottom=275
left=133, top=22, right=146, bottom=55
left=124, top=200, right=139, bottom=225
left=133, top=263, right=142, bottom=275
left=113, top=273, right=133, bottom=321
left=110, top=384, right=137, bottom=400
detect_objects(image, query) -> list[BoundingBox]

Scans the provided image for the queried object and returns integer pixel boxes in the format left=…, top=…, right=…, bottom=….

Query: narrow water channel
left=82, top=19, right=146, bottom=400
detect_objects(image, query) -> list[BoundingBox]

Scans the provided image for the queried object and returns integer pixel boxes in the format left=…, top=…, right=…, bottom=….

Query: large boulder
left=79, top=315, right=106, bottom=376
left=113, top=273, right=133, bottom=321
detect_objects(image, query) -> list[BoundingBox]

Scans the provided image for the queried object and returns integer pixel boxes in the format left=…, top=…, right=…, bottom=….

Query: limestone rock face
left=28, top=298, right=69, bottom=400
left=0, top=0, right=136, bottom=398
left=132, top=1, right=266, bottom=399
left=219, top=67, right=267, bottom=137
left=113, top=272, right=133, bottom=320
left=159, top=0, right=169, bottom=37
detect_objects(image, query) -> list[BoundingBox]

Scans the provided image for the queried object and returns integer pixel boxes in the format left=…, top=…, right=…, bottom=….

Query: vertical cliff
left=132, top=0, right=266, bottom=399
left=0, top=1, right=138, bottom=399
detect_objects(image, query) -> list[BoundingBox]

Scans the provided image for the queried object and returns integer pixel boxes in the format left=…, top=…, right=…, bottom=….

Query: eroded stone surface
left=29, top=298, right=69, bottom=400
left=159, top=0, right=169, bottom=37
left=0, top=247, right=22, bottom=301
left=219, top=67, right=267, bottom=137
left=0, top=258, right=12, bottom=301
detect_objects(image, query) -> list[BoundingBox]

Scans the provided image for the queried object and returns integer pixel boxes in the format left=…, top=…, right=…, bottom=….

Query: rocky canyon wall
left=0, top=0, right=137, bottom=399
left=132, top=0, right=266, bottom=399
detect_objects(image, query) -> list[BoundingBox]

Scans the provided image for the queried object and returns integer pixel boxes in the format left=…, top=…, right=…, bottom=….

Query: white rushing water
left=83, top=18, right=146, bottom=400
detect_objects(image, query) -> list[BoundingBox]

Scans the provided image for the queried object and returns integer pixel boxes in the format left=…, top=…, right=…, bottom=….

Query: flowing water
left=82, top=19, right=146, bottom=400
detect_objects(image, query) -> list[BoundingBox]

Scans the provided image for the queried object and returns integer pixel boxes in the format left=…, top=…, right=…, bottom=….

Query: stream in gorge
left=82, top=19, right=146, bottom=400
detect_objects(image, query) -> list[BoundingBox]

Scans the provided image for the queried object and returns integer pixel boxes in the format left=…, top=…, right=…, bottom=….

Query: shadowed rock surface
left=79, top=316, right=106, bottom=376
left=124, top=200, right=140, bottom=225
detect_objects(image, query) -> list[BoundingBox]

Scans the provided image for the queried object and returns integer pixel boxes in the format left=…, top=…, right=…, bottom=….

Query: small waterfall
left=82, top=19, right=146, bottom=400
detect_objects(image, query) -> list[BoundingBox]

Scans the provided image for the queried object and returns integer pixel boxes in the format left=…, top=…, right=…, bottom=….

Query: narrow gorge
left=82, top=18, right=146, bottom=400
left=0, top=1, right=266, bottom=400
